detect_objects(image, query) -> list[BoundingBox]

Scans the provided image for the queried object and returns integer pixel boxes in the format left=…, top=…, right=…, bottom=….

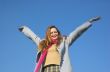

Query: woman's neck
left=51, top=39, right=58, bottom=44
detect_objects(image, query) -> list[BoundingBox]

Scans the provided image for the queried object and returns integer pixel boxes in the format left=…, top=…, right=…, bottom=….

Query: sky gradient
left=0, top=0, right=110, bottom=72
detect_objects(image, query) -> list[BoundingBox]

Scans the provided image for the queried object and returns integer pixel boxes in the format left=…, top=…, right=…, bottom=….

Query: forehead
left=50, top=28, right=57, bottom=32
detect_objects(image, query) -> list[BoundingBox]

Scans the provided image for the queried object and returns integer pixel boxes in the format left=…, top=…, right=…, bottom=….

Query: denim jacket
left=20, top=21, right=92, bottom=72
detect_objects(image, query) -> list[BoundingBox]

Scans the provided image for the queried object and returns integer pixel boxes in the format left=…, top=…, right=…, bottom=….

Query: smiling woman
left=50, top=27, right=59, bottom=41
left=19, top=16, right=100, bottom=72
left=39, top=26, right=62, bottom=72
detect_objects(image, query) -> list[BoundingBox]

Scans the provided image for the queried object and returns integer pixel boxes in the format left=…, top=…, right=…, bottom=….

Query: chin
left=51, top=37, right=58, bottom=40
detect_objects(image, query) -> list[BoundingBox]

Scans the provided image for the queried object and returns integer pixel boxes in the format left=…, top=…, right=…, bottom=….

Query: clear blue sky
left=0, top=0, right=110, bottom=72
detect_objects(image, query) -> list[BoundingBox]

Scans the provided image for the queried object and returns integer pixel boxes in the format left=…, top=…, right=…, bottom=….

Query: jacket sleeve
left=66, top=21, right=92, bottom=46
left=19, top=26, right=41, bottom=46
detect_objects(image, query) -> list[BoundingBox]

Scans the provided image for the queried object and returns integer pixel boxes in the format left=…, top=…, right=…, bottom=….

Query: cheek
left=50, top=34, right=53, bottom=37
left=56, top=33, right=58, bottom=36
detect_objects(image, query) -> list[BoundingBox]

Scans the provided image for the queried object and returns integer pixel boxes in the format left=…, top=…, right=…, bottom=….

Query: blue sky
left=0, top=0, right=110, bottom=72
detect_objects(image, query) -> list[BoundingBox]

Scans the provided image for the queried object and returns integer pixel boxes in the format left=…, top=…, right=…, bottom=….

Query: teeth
left=51, top=35, right=57, bottom=38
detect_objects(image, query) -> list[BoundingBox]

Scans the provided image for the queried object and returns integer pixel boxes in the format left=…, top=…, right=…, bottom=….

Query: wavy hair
left=38, top=25, right=62, bottom=51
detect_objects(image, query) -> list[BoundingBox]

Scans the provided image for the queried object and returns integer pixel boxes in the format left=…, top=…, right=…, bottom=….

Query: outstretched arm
left=66, top=16, right=101, bottom=46
left=18, top=26, right=41, bottom=46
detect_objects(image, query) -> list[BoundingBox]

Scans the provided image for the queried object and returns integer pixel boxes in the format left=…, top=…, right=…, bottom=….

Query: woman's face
left=50, top=28, right=58, bottom=40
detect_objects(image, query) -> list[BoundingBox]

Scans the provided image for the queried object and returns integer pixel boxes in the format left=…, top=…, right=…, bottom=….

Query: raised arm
left=66, top=16, right=101, bottom=46
left=19, top=26, right=41, bottom=46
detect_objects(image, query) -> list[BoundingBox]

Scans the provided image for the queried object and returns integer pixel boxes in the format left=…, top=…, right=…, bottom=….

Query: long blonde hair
left=38, top=25, right=62, bottom=51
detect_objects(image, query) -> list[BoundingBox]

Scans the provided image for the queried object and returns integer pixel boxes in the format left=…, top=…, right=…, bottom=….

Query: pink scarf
left=51, top=39, right=58, bottom=44
left=34, top=45, right=51, bottom=72
left=34, top=39, right=58, bottom=72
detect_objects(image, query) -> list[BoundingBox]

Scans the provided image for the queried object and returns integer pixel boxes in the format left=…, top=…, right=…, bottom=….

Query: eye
left=54, top=31, right=58, bottom=33
left=50, top=32, right=53, bottom=34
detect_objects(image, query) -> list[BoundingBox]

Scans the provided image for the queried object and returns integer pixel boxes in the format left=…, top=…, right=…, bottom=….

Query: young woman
left=19, top=16, right=100, bottom=72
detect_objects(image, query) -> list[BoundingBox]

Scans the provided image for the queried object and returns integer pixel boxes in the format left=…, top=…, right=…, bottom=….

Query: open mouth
left=51, top=35, right=58, bottom=39
left=51, top=35, right=57, bottom=38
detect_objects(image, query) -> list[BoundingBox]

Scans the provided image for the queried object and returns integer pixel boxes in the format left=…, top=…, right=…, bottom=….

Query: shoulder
left=62, top=35, right=67, bottom=39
